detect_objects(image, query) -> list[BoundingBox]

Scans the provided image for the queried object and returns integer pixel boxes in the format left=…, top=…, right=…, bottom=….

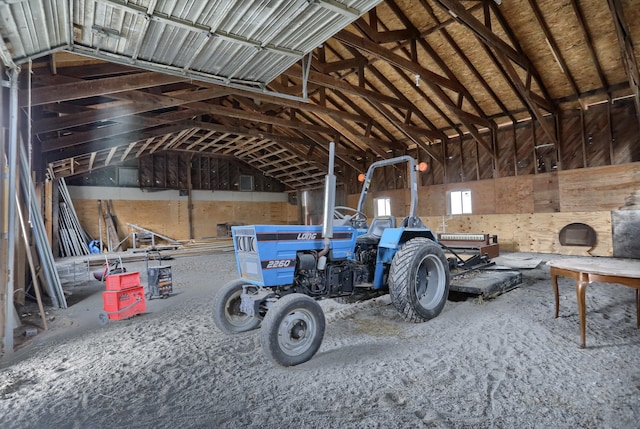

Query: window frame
left=448, top=189, right=472, bottom=215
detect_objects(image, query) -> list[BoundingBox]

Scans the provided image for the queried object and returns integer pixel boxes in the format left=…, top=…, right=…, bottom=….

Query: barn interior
left=1, top=0, right=639, bottom=389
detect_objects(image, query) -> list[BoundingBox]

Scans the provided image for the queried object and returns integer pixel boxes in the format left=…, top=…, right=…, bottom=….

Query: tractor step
left=354, top=282, right=374, bottom=288
left=449, top=267, right=522, bottom=299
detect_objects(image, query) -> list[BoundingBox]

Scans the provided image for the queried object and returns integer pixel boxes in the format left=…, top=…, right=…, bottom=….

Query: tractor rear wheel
left=213, top=279, right=261, bottom=334
left=389, top=238, right=450, bottom=322
left=260, top=294, right=325, bottom=367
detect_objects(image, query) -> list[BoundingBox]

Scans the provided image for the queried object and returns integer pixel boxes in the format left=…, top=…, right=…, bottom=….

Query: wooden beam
left=418, top=0, right=515, bottom=123
left=315, top=57, right=368, bottom=74
left=21, top=72, right=188, bottom=107
left=526, top=0, right=580, bottom=98
left=285, top=65, right=413, bottom=110
left=41, top=109, right=201, bottom=152
left=334, top=30, right=463, bottom=93
left=45, top=123, right=193, bottom=163
left=370, top=100, right=444, bottom=164
left=333, top=29, right=492, bottom=152
left=435, top=0, right=555, bottom=114
left=495, top=50, right=558, bottom=146
left=570, top=0, right=608, bottom=90
left=33, top=87, right=230, bottom=133
left=607, top=0, right=640, bottom=125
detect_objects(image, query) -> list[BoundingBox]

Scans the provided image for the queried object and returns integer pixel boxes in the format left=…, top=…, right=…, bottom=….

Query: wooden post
left=580, top=108, right=587, bottom=168
left=44, top=179, right=53, bottom=250
left=607, top=98, right=614, bottom=165
left=51, top=178, right=59, bottom=257
left=188, top=155, right=194, bottom=240
left=0, top=63, right=8, bottom=356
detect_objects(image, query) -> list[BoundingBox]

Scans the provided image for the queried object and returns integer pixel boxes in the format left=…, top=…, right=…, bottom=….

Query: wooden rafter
left=333, top=29, right=494, bottom=153
left=417, top=0, right=515, bottom=123
left=526, top=0, right=580, bottom=98
left=434, top=0, right=558, bottom=146
left=607, top=0, right=640, bottom=124
left=21, top=71, right=187, bottom=107
left=569, top=0, right=608, bottom=91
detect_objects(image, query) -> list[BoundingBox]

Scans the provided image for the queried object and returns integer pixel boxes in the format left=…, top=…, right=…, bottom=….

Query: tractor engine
left=354, top=243, right=378, bottom=283
left=294, top=252, right=368, bottom=298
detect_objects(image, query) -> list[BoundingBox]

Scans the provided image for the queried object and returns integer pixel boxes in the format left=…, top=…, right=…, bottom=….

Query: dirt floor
left=1, top=251, right=639, bottom=428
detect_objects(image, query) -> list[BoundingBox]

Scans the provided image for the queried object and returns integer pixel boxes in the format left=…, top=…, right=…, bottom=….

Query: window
left=117, top=167, right=139, bottom=187
left=375, top=197, right=391, bottom=217
left=449, top=190, right=472, bottom=215
left=239, top=175, right=254, bottom=191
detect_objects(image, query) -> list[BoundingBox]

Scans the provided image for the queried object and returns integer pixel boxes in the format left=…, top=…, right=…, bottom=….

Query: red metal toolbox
left=105, top=272, right=141, bottom=291
left=102, top=286, right=146, bottom=321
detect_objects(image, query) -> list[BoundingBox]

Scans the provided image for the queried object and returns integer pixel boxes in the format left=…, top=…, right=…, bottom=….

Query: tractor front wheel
left=260, top=294, right=325, bottom=366
left=389, top=238, right=450, bottom=322
left=213, top=279, right=261, bottom=334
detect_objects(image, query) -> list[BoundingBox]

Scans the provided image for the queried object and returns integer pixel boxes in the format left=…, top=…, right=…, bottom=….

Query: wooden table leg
left=636, top=289, right=639, bottom=329
left=551, top=270, right=560, bottom=318
left=576, top=277, right=588, bottom=348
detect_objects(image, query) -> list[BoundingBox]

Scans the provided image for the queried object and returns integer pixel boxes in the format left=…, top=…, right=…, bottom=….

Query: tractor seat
left=356, top=216, right=396, bottom=245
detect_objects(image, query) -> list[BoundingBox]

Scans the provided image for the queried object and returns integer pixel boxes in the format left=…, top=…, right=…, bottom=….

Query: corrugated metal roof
left=1, top=0, right=381, bottom=92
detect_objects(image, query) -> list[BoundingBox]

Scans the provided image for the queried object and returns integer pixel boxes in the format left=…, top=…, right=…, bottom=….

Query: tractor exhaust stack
left=318, top=142, right=336, bottom=266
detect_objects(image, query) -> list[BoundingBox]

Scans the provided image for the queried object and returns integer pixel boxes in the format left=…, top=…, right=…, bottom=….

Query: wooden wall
left=353, top=162, right=640, bottom=257
left=346, top=99, right=640, bottom=194
left=71, top=188, right=298, bottom=248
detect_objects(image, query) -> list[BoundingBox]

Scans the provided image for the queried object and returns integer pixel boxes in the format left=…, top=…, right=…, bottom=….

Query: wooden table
left=549, top=258, right=640, bottom=348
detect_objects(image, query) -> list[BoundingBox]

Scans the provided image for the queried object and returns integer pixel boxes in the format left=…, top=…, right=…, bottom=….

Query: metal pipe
left=4, top=67, right=19, bottom=354
left=318, top=142, right=336, bottom=261
left=0, top=67, right=8, bottom=355
left=19, top=137, right=65, bottom=308
left=356, top=155, right=418, bottom=217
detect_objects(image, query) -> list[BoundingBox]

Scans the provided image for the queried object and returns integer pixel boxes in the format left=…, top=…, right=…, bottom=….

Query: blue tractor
left=213, top=143, right=450, bottom=366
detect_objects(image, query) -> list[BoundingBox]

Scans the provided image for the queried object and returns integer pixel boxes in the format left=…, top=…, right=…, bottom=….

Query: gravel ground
left=1, top=252, right=639, bottom=428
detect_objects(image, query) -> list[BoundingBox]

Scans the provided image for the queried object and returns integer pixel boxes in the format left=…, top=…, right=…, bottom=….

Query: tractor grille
left=232, top=227, right=263, bottom=283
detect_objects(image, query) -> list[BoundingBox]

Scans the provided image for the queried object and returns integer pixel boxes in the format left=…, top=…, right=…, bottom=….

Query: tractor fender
left=378, top=227, right=437, bottom=250
left=372, top=227, right=438, bottom=289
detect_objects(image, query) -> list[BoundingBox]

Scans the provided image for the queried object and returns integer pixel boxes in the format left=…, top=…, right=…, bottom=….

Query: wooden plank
left=44, top=180, right=53, bottom=250
left=611, top=100, right=640, bottom=164
left=559, top=111, right=583, bottom=170
left=102, top=201, right=122, bottom=252
left=584, top=105, right=611, bottom=167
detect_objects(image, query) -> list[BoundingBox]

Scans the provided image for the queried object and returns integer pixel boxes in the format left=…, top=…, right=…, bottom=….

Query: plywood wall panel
left=74, top=198, right=294, bottom=244
left=558, top=163, right=640, bottom=212
left=421, top=211, right=612, bottom=256
left=466, top=180, right=496, bottom=215
left=360, top=161, right=640, bottom=218
left=533, top=172, right=560, bottom=212
left=494, top=175, right=534, bottom=214
left=417, top=184, right=447, bottom=216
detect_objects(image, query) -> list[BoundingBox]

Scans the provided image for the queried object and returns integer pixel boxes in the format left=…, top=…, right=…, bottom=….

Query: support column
left=0, top=64, right=8, bottom=356
left=3, top=66, right=20, bottom=355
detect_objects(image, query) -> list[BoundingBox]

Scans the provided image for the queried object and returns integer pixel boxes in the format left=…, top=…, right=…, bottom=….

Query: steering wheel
left=333, top=206, right=367, bottom=223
